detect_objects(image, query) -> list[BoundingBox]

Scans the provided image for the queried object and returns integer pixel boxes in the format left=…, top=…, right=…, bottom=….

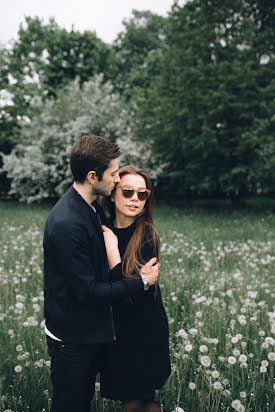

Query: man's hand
left=139, top=257, right=160, bottom=286
left=102, top=225, right=121, bottom=269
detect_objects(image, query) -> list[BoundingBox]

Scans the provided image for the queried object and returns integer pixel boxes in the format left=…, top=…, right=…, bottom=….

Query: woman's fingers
left=102, top=225, right=112, bottom=232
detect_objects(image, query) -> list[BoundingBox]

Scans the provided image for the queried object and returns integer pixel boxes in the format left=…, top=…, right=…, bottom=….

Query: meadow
left=0, top=199, right=274, bottom=412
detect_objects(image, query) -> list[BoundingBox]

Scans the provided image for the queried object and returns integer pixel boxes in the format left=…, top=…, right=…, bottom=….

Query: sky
left=0, top=0, right=177, bottom=46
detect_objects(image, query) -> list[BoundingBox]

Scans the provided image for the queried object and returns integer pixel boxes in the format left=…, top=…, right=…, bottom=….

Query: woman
left=100, top=165, right=171, bottom=412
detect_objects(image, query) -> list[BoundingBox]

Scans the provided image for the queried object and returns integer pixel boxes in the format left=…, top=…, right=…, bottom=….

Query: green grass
left=0, top=200, right=274, bottom=412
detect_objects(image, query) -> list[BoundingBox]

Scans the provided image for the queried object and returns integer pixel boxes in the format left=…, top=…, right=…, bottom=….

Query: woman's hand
left=102, top=225, right=121, bottom=270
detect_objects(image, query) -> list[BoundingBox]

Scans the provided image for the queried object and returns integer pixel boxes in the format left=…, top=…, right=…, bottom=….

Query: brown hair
left=102, top=165, right=160, bottom=278
left=70, top=135, right=120, bottom=182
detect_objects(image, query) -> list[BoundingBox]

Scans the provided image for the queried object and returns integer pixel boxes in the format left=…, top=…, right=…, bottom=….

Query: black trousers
left=46, top=335, right=103, bottom=412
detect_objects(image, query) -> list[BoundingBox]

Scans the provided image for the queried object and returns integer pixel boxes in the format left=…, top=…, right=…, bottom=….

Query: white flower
left=240, top=391, right=247, bottom=398
left=259, top=330, right=265, bottom=337
left=260, top=365, right=267, bottom=373
left=172, top=408, right=184, bottom=412
left=16, top=345, right=23, bottom=352
left=15, top=302, right=24, bottom=310
left=228, top=356, right=237, bottom=365
left=211, top=370, right=220, bottom=379
left=213, top=381, right=222, bottom=390
left=196, top=311, right=202, bottom=318
left=189, top=328, right=198, bottom=335
left=231, top=399, right=241, bottom=409
left=199, top=345, right=208, bottom=353
left=268, top=352, right=275, bottom=361
left=238, top=354, right=247, bottom=363
left=189, top=382, right=196, bottom=390
left=200, top=356, right=211, bottom=367
left=177, top=329, right=187, bottom=338
left=233, top=349, right=240, bottom=357
left=185, top=344, right=193, bottom=352
left=212, top=338, right=219, bottom=344
left=231, top=337, right=238, bottom=344
left=14, top=365, right=22, bottom=373
left=95, top=382, right=100, bottom=391
left=261, top=360, right=269, bottom=367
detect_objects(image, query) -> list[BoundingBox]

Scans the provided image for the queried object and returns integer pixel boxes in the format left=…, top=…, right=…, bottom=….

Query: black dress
left=100, top=222, right=171, bottom=401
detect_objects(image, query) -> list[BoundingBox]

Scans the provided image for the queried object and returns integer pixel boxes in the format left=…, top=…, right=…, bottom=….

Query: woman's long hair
left=102, top=165, right=159, bottom=278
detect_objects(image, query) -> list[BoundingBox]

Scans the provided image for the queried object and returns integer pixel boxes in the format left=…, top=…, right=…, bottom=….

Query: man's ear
left=87, top=171, right=97, bottom=184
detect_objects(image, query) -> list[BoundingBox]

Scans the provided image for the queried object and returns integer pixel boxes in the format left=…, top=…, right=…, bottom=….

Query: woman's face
left=112, top=174, right=148, bottom=220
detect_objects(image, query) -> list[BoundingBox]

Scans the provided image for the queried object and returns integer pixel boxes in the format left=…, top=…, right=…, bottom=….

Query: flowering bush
left=1, top=75, right=162, bottom=202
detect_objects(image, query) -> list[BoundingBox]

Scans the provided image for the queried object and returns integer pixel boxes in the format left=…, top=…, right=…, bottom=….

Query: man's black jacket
left=43, top=185, right=143, bottom=344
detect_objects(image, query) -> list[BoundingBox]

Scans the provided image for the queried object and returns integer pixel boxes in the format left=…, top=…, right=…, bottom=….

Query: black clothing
left=46, top=335, right=101, bottom=412
left=100, top=222, right=171, bottom=401
left=43, top=186, right=144, bottom=344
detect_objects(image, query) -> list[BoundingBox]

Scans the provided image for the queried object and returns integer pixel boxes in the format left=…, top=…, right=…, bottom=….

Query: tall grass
left=0, top=199, right=274, bottom=412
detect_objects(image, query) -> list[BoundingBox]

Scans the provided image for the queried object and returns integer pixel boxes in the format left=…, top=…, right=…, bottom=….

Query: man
left=43, top=135, right=159, bottom=412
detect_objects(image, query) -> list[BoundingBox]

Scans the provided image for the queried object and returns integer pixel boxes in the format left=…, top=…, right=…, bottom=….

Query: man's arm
left=51, top=221, right=158, bottom=305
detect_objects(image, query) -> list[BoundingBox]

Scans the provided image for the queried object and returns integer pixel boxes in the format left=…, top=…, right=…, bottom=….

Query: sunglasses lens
left=122, top=188, right=134, bottom=198
left=137, top=191, right=148, bottom=201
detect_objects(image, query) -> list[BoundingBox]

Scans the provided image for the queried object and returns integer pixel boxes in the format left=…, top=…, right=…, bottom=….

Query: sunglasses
left=117, top=185, right=151, bottom=201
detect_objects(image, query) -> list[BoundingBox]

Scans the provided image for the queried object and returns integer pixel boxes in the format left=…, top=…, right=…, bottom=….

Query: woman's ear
left=110, top=193, right=115, bottom=203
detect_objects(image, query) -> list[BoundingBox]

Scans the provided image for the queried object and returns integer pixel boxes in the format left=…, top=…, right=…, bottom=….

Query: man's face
left=93, top=158, right=120, bottom=196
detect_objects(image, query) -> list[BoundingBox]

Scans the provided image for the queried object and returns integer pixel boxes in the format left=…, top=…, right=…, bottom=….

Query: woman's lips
left=127, top=205, right=138, bottom=210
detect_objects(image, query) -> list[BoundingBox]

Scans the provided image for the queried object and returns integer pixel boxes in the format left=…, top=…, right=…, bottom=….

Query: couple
left=43, top=135, right=171, bottom=412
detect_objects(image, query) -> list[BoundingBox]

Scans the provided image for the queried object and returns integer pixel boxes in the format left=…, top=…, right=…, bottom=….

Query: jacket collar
left=68, top=185, right=103, bottom=236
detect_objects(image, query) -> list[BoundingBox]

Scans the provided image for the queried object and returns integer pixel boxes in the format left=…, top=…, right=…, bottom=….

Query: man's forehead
left=107, top=158, right=119, bottom=172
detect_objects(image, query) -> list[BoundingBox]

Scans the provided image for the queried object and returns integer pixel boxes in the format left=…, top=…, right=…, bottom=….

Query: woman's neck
left=114, top=213, right=135, bottom=228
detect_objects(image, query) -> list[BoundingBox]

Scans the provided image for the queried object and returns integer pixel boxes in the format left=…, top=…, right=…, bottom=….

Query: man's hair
left=70, top=135, right=120, bottom=182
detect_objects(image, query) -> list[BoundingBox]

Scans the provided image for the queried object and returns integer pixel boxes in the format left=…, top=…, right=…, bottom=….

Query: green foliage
left=112, top=10, right=168, bottom=98
left=0, top=16, right=116, bottom=186
left=1, top=75, right=161, bottom=202
left=133, top=0, right=275, bottom=198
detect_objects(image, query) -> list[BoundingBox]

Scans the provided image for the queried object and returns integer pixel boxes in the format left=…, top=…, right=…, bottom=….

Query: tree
left=1, top=75, right=162, bottom=202
left=112, top=10, right=168, bottom=98
left=134, top=0, right=275, bottom=200
left=0, top=16, right=117, bottom=195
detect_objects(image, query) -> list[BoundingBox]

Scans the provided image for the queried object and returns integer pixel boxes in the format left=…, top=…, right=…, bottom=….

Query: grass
left=0, top=199, right=274, bottom=412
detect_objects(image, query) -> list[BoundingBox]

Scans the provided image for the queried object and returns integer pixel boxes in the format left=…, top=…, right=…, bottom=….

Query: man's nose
left=115, top=174, right=120, bottom=183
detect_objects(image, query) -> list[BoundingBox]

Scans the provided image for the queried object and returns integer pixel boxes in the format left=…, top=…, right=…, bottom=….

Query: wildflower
left=238, top=354, right=247, bottom=363
left=173, top=408, right=184, bottom=412
left=213, top=381, right=222, bottom=390
left=189, top=328, right=198, bottom=335
left=240, top=391, right=247, bottom=399
left=231, top=337, right=238, bottom=344
left=95, top=382, right=100, bottom=391
left=16, top=345, right=23, bottom=352
left=211, top=370, right=220, bottom=379
left=268, top=352, right=275, bottom=361
left=260, top=366, right=267, bottom=373
left=228, top=356, right=237, bottom=365
left=199, top=345, right=208, bottom=353
left=200, top=356, right=211, bottom=367
left=261, top=360, right=268, bottom=367
left=14, top=365, right=22, bottom=373
left=212, top=338, right=219, bottom=344
left=185, top=344, right=192, bottom=352
left=189, top=382, right=196, bottom=390
left=233, top=349, right=240, bottom=357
